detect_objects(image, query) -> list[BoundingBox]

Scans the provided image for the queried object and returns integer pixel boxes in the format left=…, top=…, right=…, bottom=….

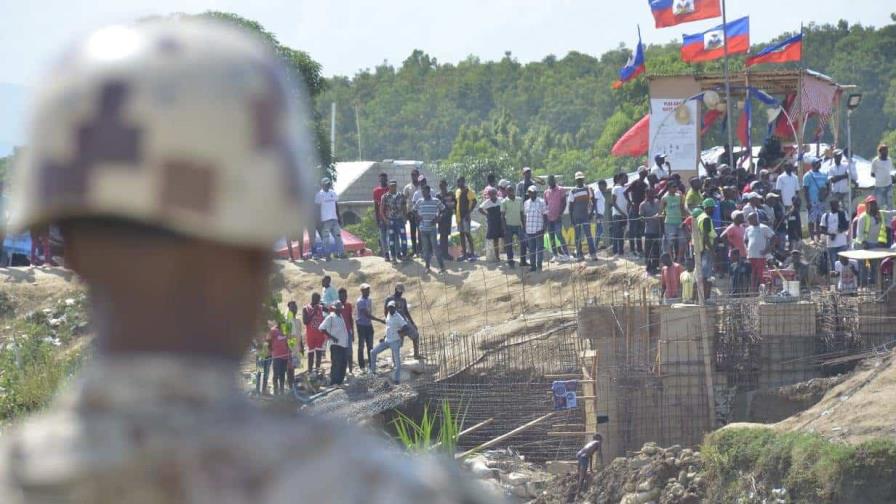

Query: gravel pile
left=305, top=372, right=418, bottom=421
left=536, top=442, right=706, bottom=504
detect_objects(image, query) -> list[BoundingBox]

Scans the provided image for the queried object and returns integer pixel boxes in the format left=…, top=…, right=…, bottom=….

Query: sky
left=1, top=0, right=893, bottom=86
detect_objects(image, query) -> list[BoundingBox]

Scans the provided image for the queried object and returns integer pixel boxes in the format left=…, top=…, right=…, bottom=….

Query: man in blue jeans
left=501, top=184, right=526, bottom=268
left=568, top=171, right=597, bottom=261
left=379, top=180, right=408, bottom=262
left=523, top=186, right=547, bottom=271
left=369, top=300, right=409, bottom=383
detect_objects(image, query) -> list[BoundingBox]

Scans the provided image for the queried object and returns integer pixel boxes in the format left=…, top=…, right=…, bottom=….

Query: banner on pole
left=649, top=98, right=699, bottom=173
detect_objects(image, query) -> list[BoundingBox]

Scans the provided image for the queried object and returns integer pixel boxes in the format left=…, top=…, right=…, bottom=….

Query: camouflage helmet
left=9, top=20, right=316, bottom=248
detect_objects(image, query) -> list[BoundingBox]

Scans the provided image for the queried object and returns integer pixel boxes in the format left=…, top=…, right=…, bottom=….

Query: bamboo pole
left=432, top=418, right=495, bottom=449
left=455, top=412, right=556, bottom=459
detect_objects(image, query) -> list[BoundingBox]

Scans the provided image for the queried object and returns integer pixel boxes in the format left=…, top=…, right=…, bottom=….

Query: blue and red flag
left=648, top=0, right=721, bottom=28
left=681, top=17, right=749, bottom=63
left=613, top=30, right=646, bottom=89
left=745, top=33, right=802, bottom=67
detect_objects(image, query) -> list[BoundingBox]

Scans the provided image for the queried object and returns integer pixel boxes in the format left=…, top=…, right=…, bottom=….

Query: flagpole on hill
left=721, top=0, right=736, bottom=168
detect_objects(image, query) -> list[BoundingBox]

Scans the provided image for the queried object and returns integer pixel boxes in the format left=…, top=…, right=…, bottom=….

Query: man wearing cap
left=370, top=300, right=409, bottom=383
left=745, top=212, right=776, bottom=292
left=871, top=144, right=894, bottom=211
left=385, top=283, right=421, bottom=360
left=854, top=195, right=894, bottom=287
left=651, top=154, right=671, bottom=180
left=0, top=19, right=485, bottom=503
left=516, top=167, right=536, bottom=260
left=523, top=185, right=547, bottom=271
left=803, top=159, right=830, bottom=242
left=568, top=171, right=597, bottom=261
left=355, top=283, right=384, bottom=370
left=316, top=176, right=345, bottom=260
left=826, top=149, right=854, bottom=209
left=319, top=300, right=351, bottom=385
left=543, top=174, right=571, bottom=262
left=380, top=180, right=408, bottom=261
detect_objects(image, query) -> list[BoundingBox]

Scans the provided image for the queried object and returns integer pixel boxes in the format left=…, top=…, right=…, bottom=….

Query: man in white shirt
left=650, top=154, right=671, bottom=180
left=610, top=173, right=629, bottom=256
left=825, top=149, right=854, bottom=210
left=319, top=301, right=350, bottom=385
left=523, top=186, right=548, bottom=272
left=314, top=177, right=345, bottom=260
left=774, top=164, right=799, bottom=210
left=819, top=200, right=849, bottom=271
left=744, top=212, right=776, bottom=292
left=871, top=144, right=894, bottom=211
left=369, top=300, right=408, bottom=383
left=590, top=180, right=607, bottom=250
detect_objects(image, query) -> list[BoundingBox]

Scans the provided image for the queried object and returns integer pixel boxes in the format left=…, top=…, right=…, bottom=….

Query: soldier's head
left=9, top=20, right=316, bottom=360
left=388, top=180, right=398, bottom=194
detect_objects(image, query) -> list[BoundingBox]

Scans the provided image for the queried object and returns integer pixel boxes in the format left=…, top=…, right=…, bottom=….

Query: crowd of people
left=353, top=143, right=895, bottom=301
left=255, top=277, right=421, bottom=394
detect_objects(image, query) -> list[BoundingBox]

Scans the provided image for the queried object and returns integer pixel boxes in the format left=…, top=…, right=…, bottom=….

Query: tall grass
left=0, top=323, right=84, bottom=420
left=392, top=400, right=465, bottom=455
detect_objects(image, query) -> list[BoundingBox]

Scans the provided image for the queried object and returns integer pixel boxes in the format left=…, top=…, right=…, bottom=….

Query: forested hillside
left=318, top=15, right=896, bottom=184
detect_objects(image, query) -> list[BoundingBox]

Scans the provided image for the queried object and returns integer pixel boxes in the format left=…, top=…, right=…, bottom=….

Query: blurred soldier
left=0, top=19, right=488, bottom=504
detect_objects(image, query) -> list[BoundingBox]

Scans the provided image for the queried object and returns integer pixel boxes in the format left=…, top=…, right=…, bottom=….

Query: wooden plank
left=455, top=412, right=556, bottom=459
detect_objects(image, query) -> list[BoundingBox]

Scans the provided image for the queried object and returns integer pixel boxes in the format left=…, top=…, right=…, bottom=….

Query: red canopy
left=274, top=229, right=368, bottom=259
left=611, top=113, right=649, bottom=157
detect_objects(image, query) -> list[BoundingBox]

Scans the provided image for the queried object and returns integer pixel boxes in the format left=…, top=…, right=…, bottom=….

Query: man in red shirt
left=338, top=288, right=355, bottom=374
left=660, top=252, right=684, bottom=304
left=543, top=175, right=571, bottom=261
left=267, top=322, right=291, bottom=395
left=302, top=293, right=327, bottom=378
left=373, top=172, right=391, bottom=260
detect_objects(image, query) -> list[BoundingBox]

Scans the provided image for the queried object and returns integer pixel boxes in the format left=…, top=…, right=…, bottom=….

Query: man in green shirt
left=501, top=185, right=526, bottom=268
left=661, top=182, right=687, bottom=262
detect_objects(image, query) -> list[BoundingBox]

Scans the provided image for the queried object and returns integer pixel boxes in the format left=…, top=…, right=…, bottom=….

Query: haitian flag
left=613, top=30, right=646, bottom=89
left=649, top=0, right=721, bottom=29
left=745, top=33, right=802, bottom=67
left=681, top=17, right=750, bottom=63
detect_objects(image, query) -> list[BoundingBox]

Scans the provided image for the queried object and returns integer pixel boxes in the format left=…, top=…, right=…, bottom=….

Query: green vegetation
left=392, top=400, right=464, bottom=455
left=702, top=427, right=896, bottom=503
left=0, top=296, right=90, bottom=421
left=344, top=208, right=381, bottom=253
left=319, top=16, right=896, bottom=184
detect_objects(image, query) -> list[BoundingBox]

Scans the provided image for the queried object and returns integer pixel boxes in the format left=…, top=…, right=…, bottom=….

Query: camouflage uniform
left=0, top=357, right=485, bottom=503
left=1, top=20, right=496, bottom=503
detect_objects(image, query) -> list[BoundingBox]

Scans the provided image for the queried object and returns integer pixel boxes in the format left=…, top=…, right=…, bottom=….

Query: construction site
left=258, top=246, right=896, bottom=503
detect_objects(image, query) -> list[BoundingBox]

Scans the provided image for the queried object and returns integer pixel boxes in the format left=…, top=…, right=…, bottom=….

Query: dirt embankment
left=774, top=350, right=896, bottom=444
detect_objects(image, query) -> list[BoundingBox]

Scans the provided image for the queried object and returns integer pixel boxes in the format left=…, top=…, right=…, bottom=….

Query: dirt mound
left=273, top=254, right=653, bottom=340
left=775, top=349, right=896, bottom=443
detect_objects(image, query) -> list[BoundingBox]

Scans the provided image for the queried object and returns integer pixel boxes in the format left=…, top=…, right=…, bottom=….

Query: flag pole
left=721, top=0, right=736, bottom=168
